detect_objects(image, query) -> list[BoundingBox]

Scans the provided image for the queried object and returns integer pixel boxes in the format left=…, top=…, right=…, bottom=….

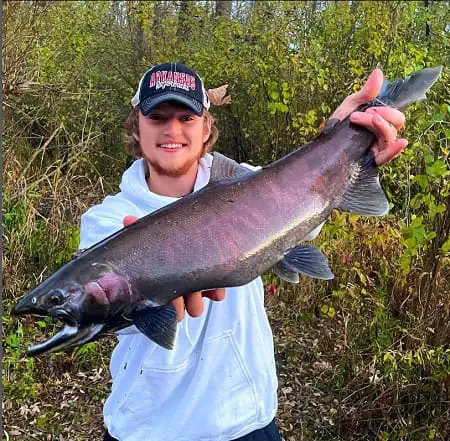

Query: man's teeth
left=160, top=144, right=183, bottom=149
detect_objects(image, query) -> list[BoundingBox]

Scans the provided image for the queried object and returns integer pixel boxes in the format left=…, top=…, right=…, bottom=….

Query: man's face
left=134, top=102, right=211, bottom=178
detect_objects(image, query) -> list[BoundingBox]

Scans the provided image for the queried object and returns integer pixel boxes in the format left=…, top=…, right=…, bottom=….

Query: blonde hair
left=124, top=108, right=219, bottom=159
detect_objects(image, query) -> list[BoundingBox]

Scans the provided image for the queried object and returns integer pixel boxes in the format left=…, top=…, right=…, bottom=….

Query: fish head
left=13, top=261, right=133, bottom=356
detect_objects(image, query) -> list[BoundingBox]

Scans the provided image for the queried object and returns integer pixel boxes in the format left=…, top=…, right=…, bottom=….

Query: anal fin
left=337, top=152, right=389, bottom=216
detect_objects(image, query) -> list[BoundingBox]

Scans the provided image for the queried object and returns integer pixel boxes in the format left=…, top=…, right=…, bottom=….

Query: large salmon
left=13, top=67, right=442, bottom=356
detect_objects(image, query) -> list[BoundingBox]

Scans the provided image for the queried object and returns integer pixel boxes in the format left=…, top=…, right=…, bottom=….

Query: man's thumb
left=356, top=68, right=384, bottom=103
left=123, top=215, right=139, bottom=227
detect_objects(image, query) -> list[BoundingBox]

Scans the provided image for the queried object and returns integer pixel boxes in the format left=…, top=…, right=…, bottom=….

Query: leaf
left=320, top=305, right=336, bottom=319
left=383, top=352, right=395, bottom=362
left=442, top=239, right=450, bottom=255
left=412, top=174, right=429, bottom=190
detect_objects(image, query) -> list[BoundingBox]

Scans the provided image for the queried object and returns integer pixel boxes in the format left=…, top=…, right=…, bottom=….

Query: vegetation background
left=2, top=1, right=449, bottom=440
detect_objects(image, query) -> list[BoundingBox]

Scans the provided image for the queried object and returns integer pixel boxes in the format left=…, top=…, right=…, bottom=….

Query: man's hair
left=124, top=108, right=219, bottom=158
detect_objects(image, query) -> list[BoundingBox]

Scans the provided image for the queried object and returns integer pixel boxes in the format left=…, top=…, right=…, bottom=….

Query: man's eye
left=182, top=115, right=194, bottom=121
left=149, top=114, right=163, bottom=121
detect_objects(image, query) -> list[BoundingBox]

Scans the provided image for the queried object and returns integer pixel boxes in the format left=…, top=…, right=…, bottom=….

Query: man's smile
left=158, top=143, right=187, bottom=152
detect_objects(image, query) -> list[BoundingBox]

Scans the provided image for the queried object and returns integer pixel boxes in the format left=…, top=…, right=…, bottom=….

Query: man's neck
left=146, top=163, right=199, bottom=198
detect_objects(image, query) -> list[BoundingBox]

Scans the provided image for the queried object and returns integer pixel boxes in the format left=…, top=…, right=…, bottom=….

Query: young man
left=79, top=63, right=407, bottom=441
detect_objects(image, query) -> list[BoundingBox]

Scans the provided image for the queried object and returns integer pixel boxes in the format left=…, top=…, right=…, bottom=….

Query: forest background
left=2, top=1, right=449, bottom=440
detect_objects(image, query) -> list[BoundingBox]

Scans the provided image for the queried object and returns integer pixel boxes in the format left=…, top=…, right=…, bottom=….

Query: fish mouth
left=26, top=310, right=104, bottom=357
left=52, top=308, right=78, bottom=327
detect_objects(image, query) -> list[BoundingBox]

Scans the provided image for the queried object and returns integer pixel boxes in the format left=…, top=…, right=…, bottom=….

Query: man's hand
left=331, top=68, right=408, bottom=166
left=123, top=215, right=226, bottom=322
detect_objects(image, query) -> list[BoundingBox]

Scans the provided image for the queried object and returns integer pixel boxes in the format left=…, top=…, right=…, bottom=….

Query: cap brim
left=140, top=92, right=203, bottom=116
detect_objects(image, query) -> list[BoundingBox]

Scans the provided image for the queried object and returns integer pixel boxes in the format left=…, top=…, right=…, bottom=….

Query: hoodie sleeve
left=302, top=221, right=325, bottom=241
left=79, top=196, right=127, bottom=250
left=79, top=190, right=145, bottom=248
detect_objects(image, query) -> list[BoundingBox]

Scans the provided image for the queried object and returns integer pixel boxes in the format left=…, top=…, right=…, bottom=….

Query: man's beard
left=144, top=149, right=204, bottom=178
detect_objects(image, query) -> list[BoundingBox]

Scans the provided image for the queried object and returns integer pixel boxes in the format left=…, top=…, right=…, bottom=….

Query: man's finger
left=353, top=68, right=384, bottom=104
left=202, top=288, right=226, bottom=301
left=171, top=297, right=185, bottom=322
left=350, top=112, right=398, bottom=145
left=374, top=139, right=408, bottom=166
left=184, top=292, right=204, bottom=317
left=123, top=215, right=139, bottom=227
left=364, top=107, right=406, bottom=131
left=331, top=69, right=384, bottom=120
left=372, top=113, right=398, bottom=147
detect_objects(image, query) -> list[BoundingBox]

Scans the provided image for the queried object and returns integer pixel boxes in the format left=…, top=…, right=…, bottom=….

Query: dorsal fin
left=209, top=152, right=252, bottom=183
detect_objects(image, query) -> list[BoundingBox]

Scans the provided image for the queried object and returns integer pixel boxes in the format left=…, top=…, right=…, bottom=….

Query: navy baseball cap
left=131, top=62, right=210, bottom=116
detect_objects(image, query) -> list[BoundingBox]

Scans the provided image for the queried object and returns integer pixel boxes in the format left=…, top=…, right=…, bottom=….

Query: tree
left=216, top=0, right=232, bottom=18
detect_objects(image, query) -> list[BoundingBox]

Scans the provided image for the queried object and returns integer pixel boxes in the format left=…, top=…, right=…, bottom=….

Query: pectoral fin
left=274, top=245, right=334, bottom=281
left=132, top=302, right=177, bottom=350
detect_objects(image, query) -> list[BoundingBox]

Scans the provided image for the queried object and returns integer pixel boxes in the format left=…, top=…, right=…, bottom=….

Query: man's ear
left=132, top=132, right=140, bottom=142
left=203, top=117, right=212, bottom=143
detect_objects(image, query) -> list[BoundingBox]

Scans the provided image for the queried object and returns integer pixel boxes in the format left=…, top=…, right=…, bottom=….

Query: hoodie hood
left=120, top=154, right=214, bottom=211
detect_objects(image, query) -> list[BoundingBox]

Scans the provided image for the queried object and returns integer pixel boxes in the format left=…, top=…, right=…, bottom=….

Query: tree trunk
left=177, top=1, right=192, bottom=43
left=152, top=1, right=164, bottom=40
left=424, top=0, right=430, bottom=38
left=216, top=0, right=232, bottom=18
left=126, top=1, right=146, bottom=76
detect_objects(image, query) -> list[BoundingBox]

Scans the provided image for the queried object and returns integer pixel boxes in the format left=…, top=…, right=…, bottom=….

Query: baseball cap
left=131, top=62, right=210, bottom=116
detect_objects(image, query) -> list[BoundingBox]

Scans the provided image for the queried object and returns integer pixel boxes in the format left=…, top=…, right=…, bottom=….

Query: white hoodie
left=79, top=154, right=279, bottom=441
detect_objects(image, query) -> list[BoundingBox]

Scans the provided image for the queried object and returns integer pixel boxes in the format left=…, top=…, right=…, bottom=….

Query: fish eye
left=48, top=290, right=64, bottom=306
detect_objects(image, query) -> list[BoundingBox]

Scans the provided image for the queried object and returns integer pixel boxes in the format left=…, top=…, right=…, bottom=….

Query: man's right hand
left=123, top=215, right=226, bottom=322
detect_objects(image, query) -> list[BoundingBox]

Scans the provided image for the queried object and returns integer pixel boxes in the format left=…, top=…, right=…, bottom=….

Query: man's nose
left=163, top=119, right=183, bottom=137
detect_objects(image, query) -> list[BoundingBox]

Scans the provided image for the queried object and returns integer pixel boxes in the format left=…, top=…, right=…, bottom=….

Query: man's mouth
left=158, top=143, right=186, bottom=151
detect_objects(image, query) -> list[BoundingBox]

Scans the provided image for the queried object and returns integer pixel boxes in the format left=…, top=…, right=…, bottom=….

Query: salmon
left=13, top=67, right=442, bottom=356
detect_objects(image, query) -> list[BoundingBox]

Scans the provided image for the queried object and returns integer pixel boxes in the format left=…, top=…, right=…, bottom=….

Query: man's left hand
left=331, top=68, right=408, bottom=166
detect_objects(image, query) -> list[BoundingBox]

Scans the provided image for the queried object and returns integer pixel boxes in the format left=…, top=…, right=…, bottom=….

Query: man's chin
left=146, top=156, right=201, bottom=178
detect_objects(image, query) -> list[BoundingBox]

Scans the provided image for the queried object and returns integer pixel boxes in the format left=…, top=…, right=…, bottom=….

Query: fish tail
left=336, top=66, right=442, bottom=218
left=374, top=66, right=443, bottom=110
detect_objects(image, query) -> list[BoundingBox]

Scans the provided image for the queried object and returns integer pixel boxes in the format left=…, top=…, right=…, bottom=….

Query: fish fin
left=276, top=245, right=334, bottom=281
left=273, top=261, right=300, bottom=283
left=373, top=66, right=442, bottom=110
left=132, top=303, right=177, bottom=350
left=209, top=152, right=253, bottom=183
left=337, top=152, right=389, bottom=216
